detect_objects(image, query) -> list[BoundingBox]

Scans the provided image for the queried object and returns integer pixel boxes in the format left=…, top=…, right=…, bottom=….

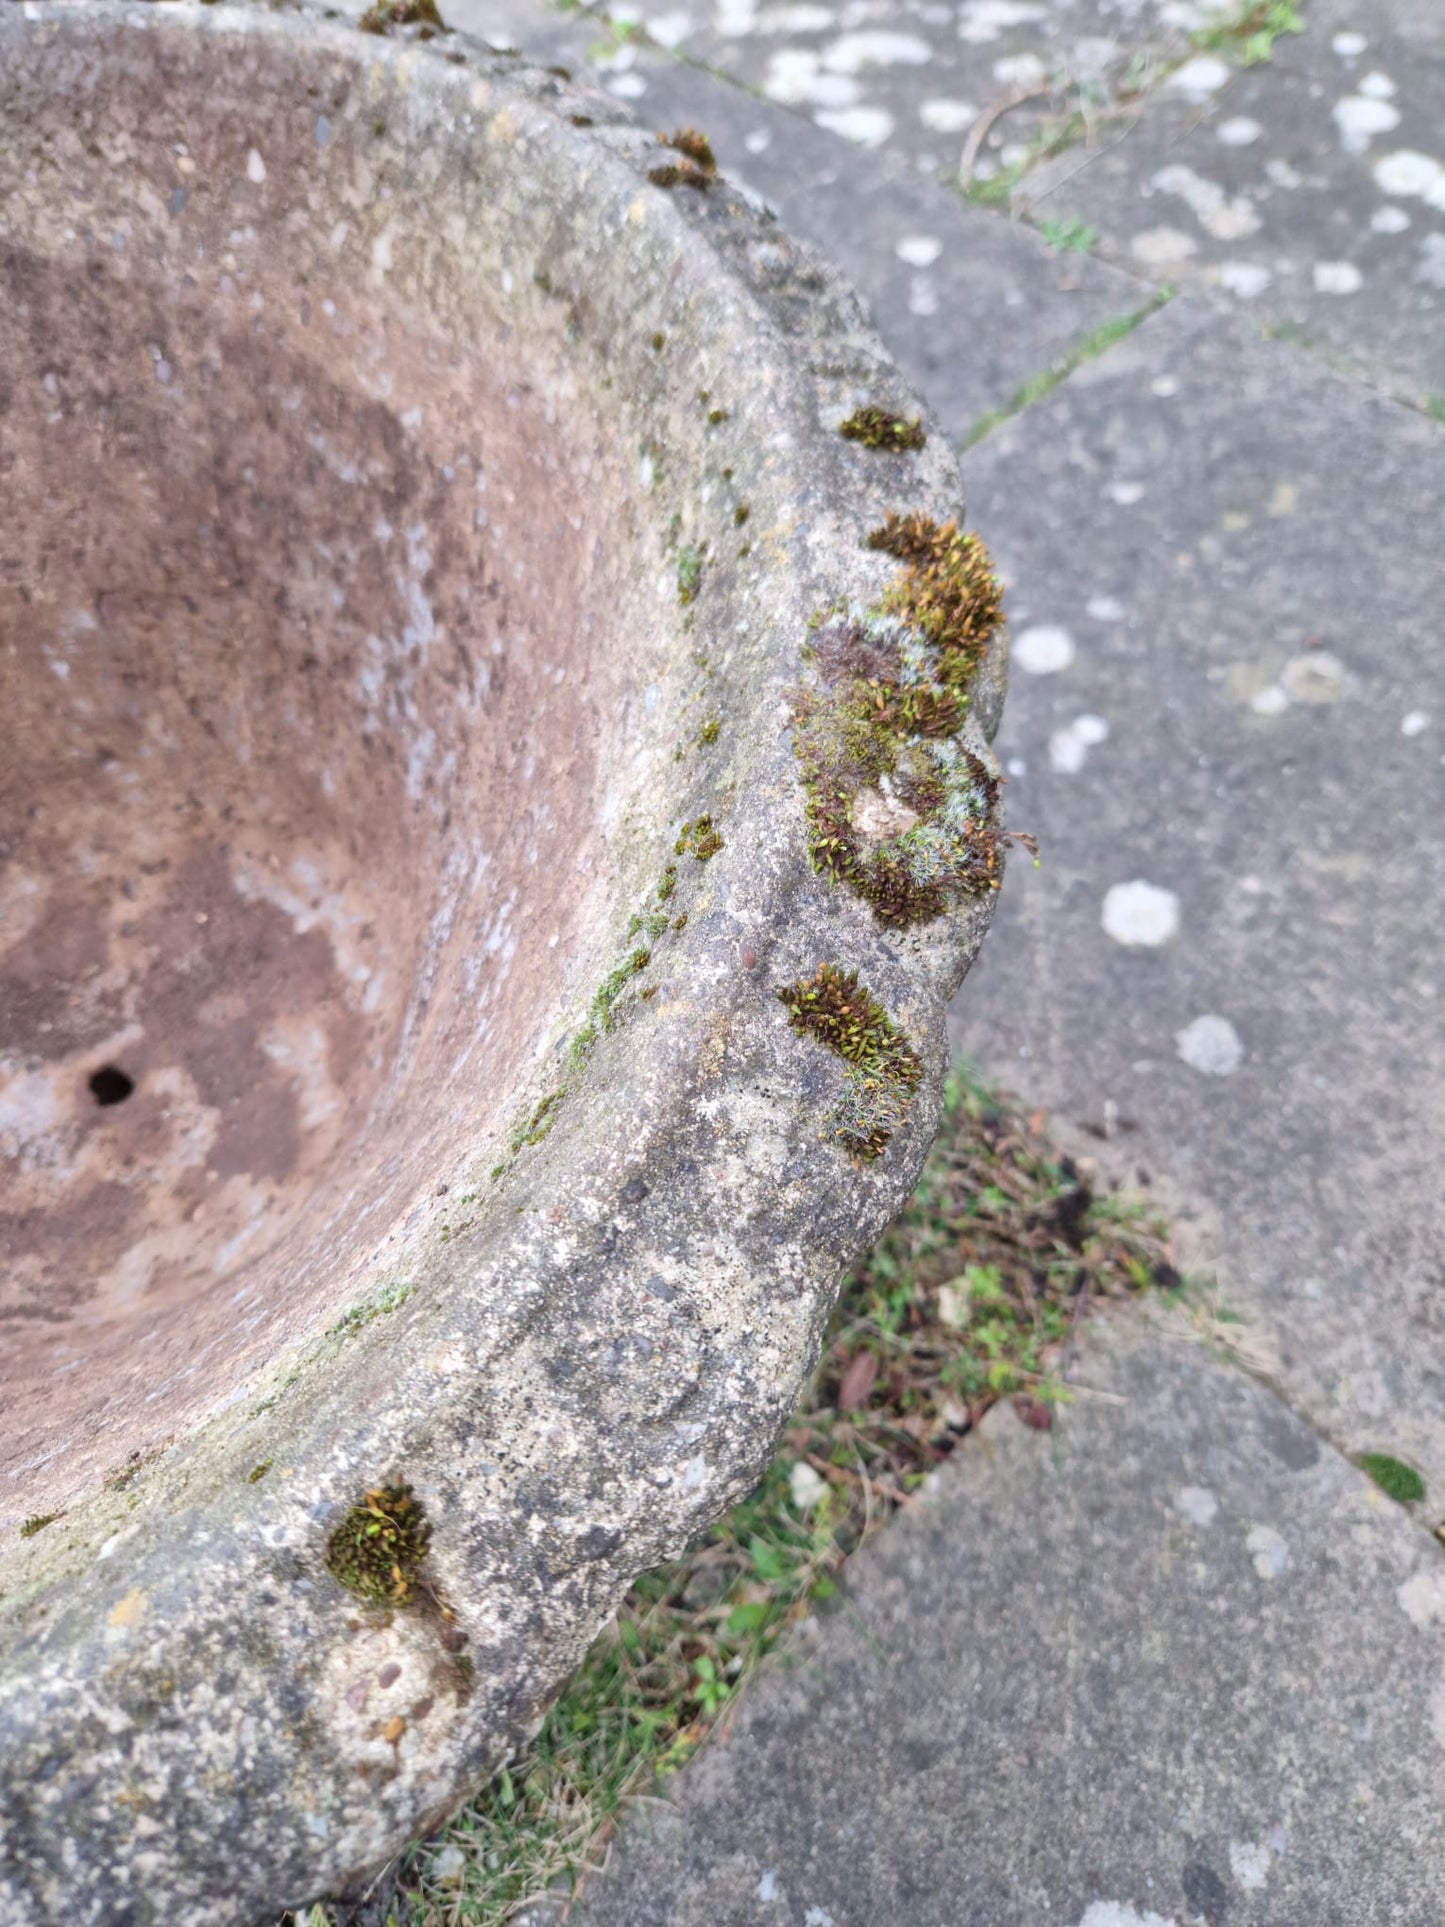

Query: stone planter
left=0, top=5, right=1008, bottom=1919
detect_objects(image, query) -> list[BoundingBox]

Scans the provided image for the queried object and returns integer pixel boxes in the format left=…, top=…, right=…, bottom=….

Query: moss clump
left=675, top=816, right=723, bottom=862
left=867, top=511, right=1003, bottom=693
left=657, top=864, right=677, bottom=902
left=660, top=126, right=718, bottom=175
left=1359, top=1453, right=1425, bottom=1504
left=734, top=503, right=751, bottom=528
left=777, top=964, right=922, bottom=1161
left=20, top=1513, right=60, bottom=1538
left=245, top=1462, right=272, bottom=1485
left=840, top=407, right=926, bottom=452
left=359, top=0, right=445, bottom=34
left=326, top=1482, right=432, bottom=1607
left=647, top=161, right=713, bottom=192
left=677, top=544, right=705, bottom=606
left=570, top=946, right=654, bottom=1066
left=787, top=513, right=1005, bottom=928
left=697, top=718, right=720, bottom=746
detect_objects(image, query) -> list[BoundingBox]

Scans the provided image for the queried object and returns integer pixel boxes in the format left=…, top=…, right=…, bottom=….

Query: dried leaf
left=838, top=1350, right=879, bottom=1411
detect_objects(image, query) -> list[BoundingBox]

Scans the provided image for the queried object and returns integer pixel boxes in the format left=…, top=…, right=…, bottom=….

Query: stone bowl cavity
left=0, top=6, right=1007, bottom=1920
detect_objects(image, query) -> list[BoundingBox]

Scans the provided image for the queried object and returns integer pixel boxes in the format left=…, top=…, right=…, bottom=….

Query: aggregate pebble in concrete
left=563, top=1315, right=1445, bottom=1926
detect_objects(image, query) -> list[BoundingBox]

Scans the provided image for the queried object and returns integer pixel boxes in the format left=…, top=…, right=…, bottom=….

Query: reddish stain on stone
left=377, top=1662, right=402, bottom=1689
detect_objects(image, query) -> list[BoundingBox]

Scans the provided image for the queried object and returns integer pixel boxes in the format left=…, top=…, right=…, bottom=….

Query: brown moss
left=777, top=964, right=922, bottom=1161
left=839, top=406, right=926, bottom=452
left=675, top=815, right=724, bottom=862
left=358, top=0, right=445, bottom=34
left=866, top=512, right=1003, bottom=695
left=659, top=126, right=718, bottom=176
left=648, top=162, right=713, bottom=193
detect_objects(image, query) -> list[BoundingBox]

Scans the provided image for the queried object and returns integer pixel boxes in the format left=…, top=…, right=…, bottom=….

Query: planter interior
left=0, top=6, right=1006, bottom=1921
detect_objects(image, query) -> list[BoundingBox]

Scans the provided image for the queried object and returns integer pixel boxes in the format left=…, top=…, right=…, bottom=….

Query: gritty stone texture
left=0, top=6, right=1006, bottom=1919
left=955, top=295, right=1445, bottom=1492
left=563, top=1316, right=1445, bottom=1927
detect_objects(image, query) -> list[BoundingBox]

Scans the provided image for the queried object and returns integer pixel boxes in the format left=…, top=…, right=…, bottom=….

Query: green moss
left=839, top=407, right=926, bottom=452
left=733, top=503, right=750, bottom=527
left=707, top=407, right=729, bottom=426
left=329, top=1280, right=416, bottom=1339
left=657, top=864, right=678, bottom=902
left=697, top=718, right=721, bottom=746
left=570, top=944, right=655, bottom=1068
left=20, top=1513, right=60, bottom=1539
left=787, top=514, right=1005, bottom=927
left=358, top=0, right=445, bottom=34
left=777, top=964, right=922, bottom=1161
left=675, top=815, right=723, bottom=862
left=676, top=544, right=705, bottom=606
left=1358, top=1453, right=1425, bottom=1504
left=512, top=1088, right=566, bottom=1152
left=325, top=1482, right=432, bottom=1606
left=245, top=1462, right=272, bottom=1485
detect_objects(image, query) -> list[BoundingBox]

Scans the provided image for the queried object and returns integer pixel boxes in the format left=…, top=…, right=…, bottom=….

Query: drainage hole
left=89, top=1065, right=135, bottom=1107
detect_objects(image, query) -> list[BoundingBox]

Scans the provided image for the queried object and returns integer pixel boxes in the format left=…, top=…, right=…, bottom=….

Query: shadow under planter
left=0, top=6, right=1008, bottom=1919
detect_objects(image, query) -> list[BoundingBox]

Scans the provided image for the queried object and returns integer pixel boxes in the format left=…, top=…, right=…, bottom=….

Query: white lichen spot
left=1006, top=756, right=1027, bottom=777
left=1314, top=260, right=1364, bottom=294
left=920, top=97, right=979, bottom=133
left=1102, top=881, right=1180, bottom=948
left=1049, top=714, right=1109, bottom=773
left=1176, top=1485, right=1220, bottom=1527
left=716, top=0, right=759, bottom=37
left=1109, top=480, right=1146, bottom=506
left=757, top=1869, right=779, bottom=1902
left=1246, top=1523, right=1290, bottom=1579
left=789, top=1461, right=828, bottom=1510
left=1250, top=684, right=1290, bottom=716
left=814, top=104, right=895, bottom=146
left=822, top=30, right=931, bottom=72
left=896, top=233, right=943, bottom=267
left=609, top=72, right=649, bottom=99
left=1359, top=71, right=1396, bottom=99
left=1218, top=260, right=1272, bottom=299
left=1371, top=204, right=1410, bottom=233
left=1331, top=30, right=1367, bottom=58
left=1176, top=1014, right=1243, bottom=1077
left=993, top=50, right=1048, bottom=88
left=1131, top=226, right=1199, bottom=266
left=744, top=126, right=772, bottom=154
left=1281, top=650, right=1346, bottom=702
left=803, top=1911, right=834, bottom=1927
left=1075, top=1905, right=1180, bottom=1927
left=1333, top=94, right=1401, bottom=152
left=1217, top=115, right=1263, bottom=146
left=959, top=0, right=1045, bottom=43
left=1152, top=163, right=1261, bottom=240
left=646, top=10, right=695, bottom=48
left=1431, top=1678, right=1445, bottom=1752
left=246, top=147, right=266, bottom=184
left=1167, top=54, right=1231, bottom=100
left=1401, top=710, right=1430, bottom=736
left=1013, top=624, right=1075, bottom=674
left=1372, top=150, right=1445, bottom=198
left=1229, top=1841, right=1272, bottom=1891
left=1397, top=1570, right=1445, bottom=1628
left=1087, top=594, right=1125, bottom=622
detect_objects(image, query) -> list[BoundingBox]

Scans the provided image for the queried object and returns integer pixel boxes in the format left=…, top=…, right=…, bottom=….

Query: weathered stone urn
left=0, top=5, right=1008, bottom=1919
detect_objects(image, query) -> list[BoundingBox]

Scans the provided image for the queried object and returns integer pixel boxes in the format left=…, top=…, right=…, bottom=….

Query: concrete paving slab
left=562, top=1313, right=1445, bottom=1926
left=954, top=292, right=1445, bottom=1499
left=1023, top=0, right=1445, bottom=406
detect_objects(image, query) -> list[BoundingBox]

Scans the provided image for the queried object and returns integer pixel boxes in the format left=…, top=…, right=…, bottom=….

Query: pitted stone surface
left=0, top=6, right=1005, bottom=1919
